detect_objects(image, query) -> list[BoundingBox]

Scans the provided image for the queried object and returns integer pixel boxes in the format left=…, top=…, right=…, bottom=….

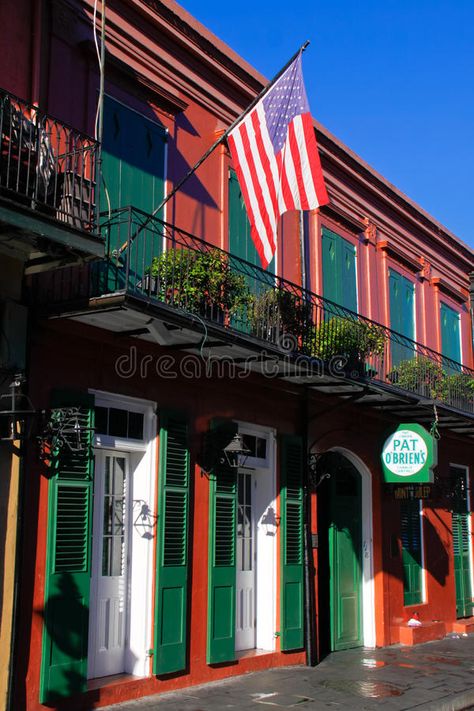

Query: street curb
left=413, top=689, right=474, bottom=711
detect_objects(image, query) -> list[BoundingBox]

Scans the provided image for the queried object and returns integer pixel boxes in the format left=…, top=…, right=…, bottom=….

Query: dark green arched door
left=328, top=454, right=363, bottom=651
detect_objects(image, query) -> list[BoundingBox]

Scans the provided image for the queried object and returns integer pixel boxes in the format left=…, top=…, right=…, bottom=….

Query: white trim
left=88, top=390, right=157, bottom=677
left=419, top=501, right=427, bottom=603
left=330, top=447, right=376, bottom=648
left=237, top=422, right=273, bottom=470
left=236, top=422, right=277, bottom=651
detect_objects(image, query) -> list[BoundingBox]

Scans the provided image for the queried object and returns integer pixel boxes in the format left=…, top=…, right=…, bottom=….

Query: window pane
left=109, top=408, right=128, bottom=437
left=128, top=411, right=144, bottom=439
left=95, top=406, right=108, bottom=434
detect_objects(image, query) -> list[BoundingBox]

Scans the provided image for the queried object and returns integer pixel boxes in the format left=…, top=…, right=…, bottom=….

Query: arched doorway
left=316, top=449, right=374, bottom=656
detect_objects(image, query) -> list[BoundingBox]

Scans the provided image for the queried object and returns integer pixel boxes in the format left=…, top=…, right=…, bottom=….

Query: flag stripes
left=228, top=53, right=329, bottom=268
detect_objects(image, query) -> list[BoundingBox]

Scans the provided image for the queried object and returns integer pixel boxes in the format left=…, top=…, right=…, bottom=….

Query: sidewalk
left=103, top=635, right=474, bottom=710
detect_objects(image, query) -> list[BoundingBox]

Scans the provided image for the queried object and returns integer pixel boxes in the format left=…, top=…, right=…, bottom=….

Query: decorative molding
left=430, top=277, right=467, bottom=304
left=376, top=240, right=421, bottom=274
left=319, top=203, right=365, bottom=236
left=363, top=220, right=377, bottom=246
left=419, top=257, right=432, bottom=282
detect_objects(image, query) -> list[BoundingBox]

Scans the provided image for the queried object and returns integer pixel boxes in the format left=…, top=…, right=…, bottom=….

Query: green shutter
left=280, top=435, right=304, bottom=651
left=207, top=420, right=238, bottom=664
left=228, top=169, right=274, bottom=271
left=400, top=500, right=423, bottom=606
left=101, top=96, right=167, bottom=285
left=441, top=302, right=461, bottom=367
left=321, top=227, right=357, bottom=313
left=341, top=237, right=357, bottom=313
left=39, top=391, right=95, bottom=704
left=154, top=413, right=190, bottom=674
left=451, top=468, right=473, bottom=618
left=389, top=270, right=415, bottom=366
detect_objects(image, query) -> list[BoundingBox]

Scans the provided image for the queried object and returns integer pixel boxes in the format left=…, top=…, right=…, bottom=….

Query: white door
left=88, top=451, right=130, bottom=678
left=236, top=471, right=256, bottom=651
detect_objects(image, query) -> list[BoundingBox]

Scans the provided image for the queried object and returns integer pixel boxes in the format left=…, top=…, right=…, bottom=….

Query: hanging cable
left=93, top=0, right=111, bottom=220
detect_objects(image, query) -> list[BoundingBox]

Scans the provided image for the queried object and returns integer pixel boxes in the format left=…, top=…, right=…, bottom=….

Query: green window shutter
left=321, top=227, right=357, bottom=313
left=451, top=468, right=473, bottom=618
left=389, top=270, right=415, bottom=366
left=207, top=419, right=238, bottom=664
left=321, top=227, right=339, bottom=311
left=101, top=96, right=167, bottom=283
left=280, top=434, right=304, bottom=651
left=440, top=302, right=461, bottom=367
left=154, top=412, right=191, bottom=674
left=400, top=500, right=423, bottom=606
left=39, top=391, right=95, bottom=704
left=341, top=237, right=357, bottom=313
left=228, top=169, right=274, bottom=271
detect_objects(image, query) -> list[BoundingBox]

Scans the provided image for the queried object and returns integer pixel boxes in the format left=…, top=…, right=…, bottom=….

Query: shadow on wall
left=423, top=513, right=449, bottom=588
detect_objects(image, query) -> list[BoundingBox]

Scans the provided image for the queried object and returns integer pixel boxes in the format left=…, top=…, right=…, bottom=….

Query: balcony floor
left=0, top=194, right=104, bottom=272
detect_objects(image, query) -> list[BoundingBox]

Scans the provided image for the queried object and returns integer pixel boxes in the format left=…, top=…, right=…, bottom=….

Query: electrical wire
left=92, top=0, right=112, bottom=220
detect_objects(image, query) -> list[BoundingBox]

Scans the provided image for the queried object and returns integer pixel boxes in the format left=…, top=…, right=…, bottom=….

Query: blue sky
left=181, top=0, right=474, bottom=246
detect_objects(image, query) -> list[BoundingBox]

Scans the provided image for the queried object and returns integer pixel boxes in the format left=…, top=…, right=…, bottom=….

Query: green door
left=101, top=96, right=167, bottom=288
left=328, top=457, right=363, bottom=651
left=389, top=270, right=415, bottom=366
left=451, top=466, right=473, bottom=618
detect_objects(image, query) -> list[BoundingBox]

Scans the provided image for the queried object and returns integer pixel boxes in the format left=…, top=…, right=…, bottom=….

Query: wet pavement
left=103, top=635, right=474, bottom=710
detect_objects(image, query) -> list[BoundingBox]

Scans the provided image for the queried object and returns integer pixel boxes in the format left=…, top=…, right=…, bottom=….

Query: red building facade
left=2, top=1, right=474, bottom=710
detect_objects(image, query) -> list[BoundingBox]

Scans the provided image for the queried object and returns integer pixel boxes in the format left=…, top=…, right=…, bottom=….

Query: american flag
left=228, top=53, right=329, bottom=268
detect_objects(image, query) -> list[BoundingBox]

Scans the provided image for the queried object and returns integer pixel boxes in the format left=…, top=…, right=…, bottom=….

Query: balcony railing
left=34, top=206, right=474, bottom=414
left=0, top=88, right=98, bottom=233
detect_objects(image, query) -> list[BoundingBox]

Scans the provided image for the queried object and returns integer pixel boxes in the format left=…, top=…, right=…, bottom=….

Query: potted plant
left=388, top=356, right=445, bottom=399
left=147, top=247, right=252, bottom=324
left=250, top=288, right=312, bottom=346
left=304, top=316, right=386, bottom=376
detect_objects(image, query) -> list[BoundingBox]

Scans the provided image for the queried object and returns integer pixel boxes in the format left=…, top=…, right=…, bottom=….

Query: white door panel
left=236, top=471, right=256, bottom=651
left=88, top=452, right=130, bottom=678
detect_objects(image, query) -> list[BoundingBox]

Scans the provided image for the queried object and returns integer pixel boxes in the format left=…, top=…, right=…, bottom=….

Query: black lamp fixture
left=0, top=374, right=36, bottom=441
left=39, top=406, right=93, bottom=460
left=222, top=433, right=251, bottom=469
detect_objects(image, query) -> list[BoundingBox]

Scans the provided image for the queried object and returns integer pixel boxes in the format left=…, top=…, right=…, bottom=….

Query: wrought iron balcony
left=34, top=206, right=474, bottom=419
left=0, top=88, right=100, bottom=258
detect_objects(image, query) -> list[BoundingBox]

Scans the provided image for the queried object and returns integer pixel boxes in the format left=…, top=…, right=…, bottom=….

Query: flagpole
left=116, top=40, right=311, bottom=253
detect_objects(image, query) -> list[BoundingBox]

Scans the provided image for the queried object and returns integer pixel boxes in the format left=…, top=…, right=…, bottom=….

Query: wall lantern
left=39, top=406, right=94, bottom=463
left=222, top=433, right=251, bottom=469
left=0, top=375, right=36, bottom=441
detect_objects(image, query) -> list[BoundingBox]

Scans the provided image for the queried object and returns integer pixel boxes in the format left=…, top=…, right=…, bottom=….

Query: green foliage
left=389, top=356, right=445, bottom=398
left=250, top=288, right=312, bottom=340
left=389, top=357, right=474, bottom=405
left=305, top=317, right=386, bottom=364
left=149, top=248, right=252, bottom=316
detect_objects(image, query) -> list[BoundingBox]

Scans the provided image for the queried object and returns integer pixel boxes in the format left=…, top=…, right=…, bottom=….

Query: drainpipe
left=302, top=393, right=317, bottom=665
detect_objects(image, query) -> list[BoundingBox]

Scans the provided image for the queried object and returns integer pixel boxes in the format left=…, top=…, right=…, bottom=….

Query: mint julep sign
left=381, top=423, right=437, bottom=483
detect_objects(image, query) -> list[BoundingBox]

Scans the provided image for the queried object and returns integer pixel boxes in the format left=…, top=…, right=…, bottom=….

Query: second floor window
left=440, top=302, right=461, bottom=367
left=321, top=227, right=357, bottom=313
left=389, top=269, right=415, bottom=366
